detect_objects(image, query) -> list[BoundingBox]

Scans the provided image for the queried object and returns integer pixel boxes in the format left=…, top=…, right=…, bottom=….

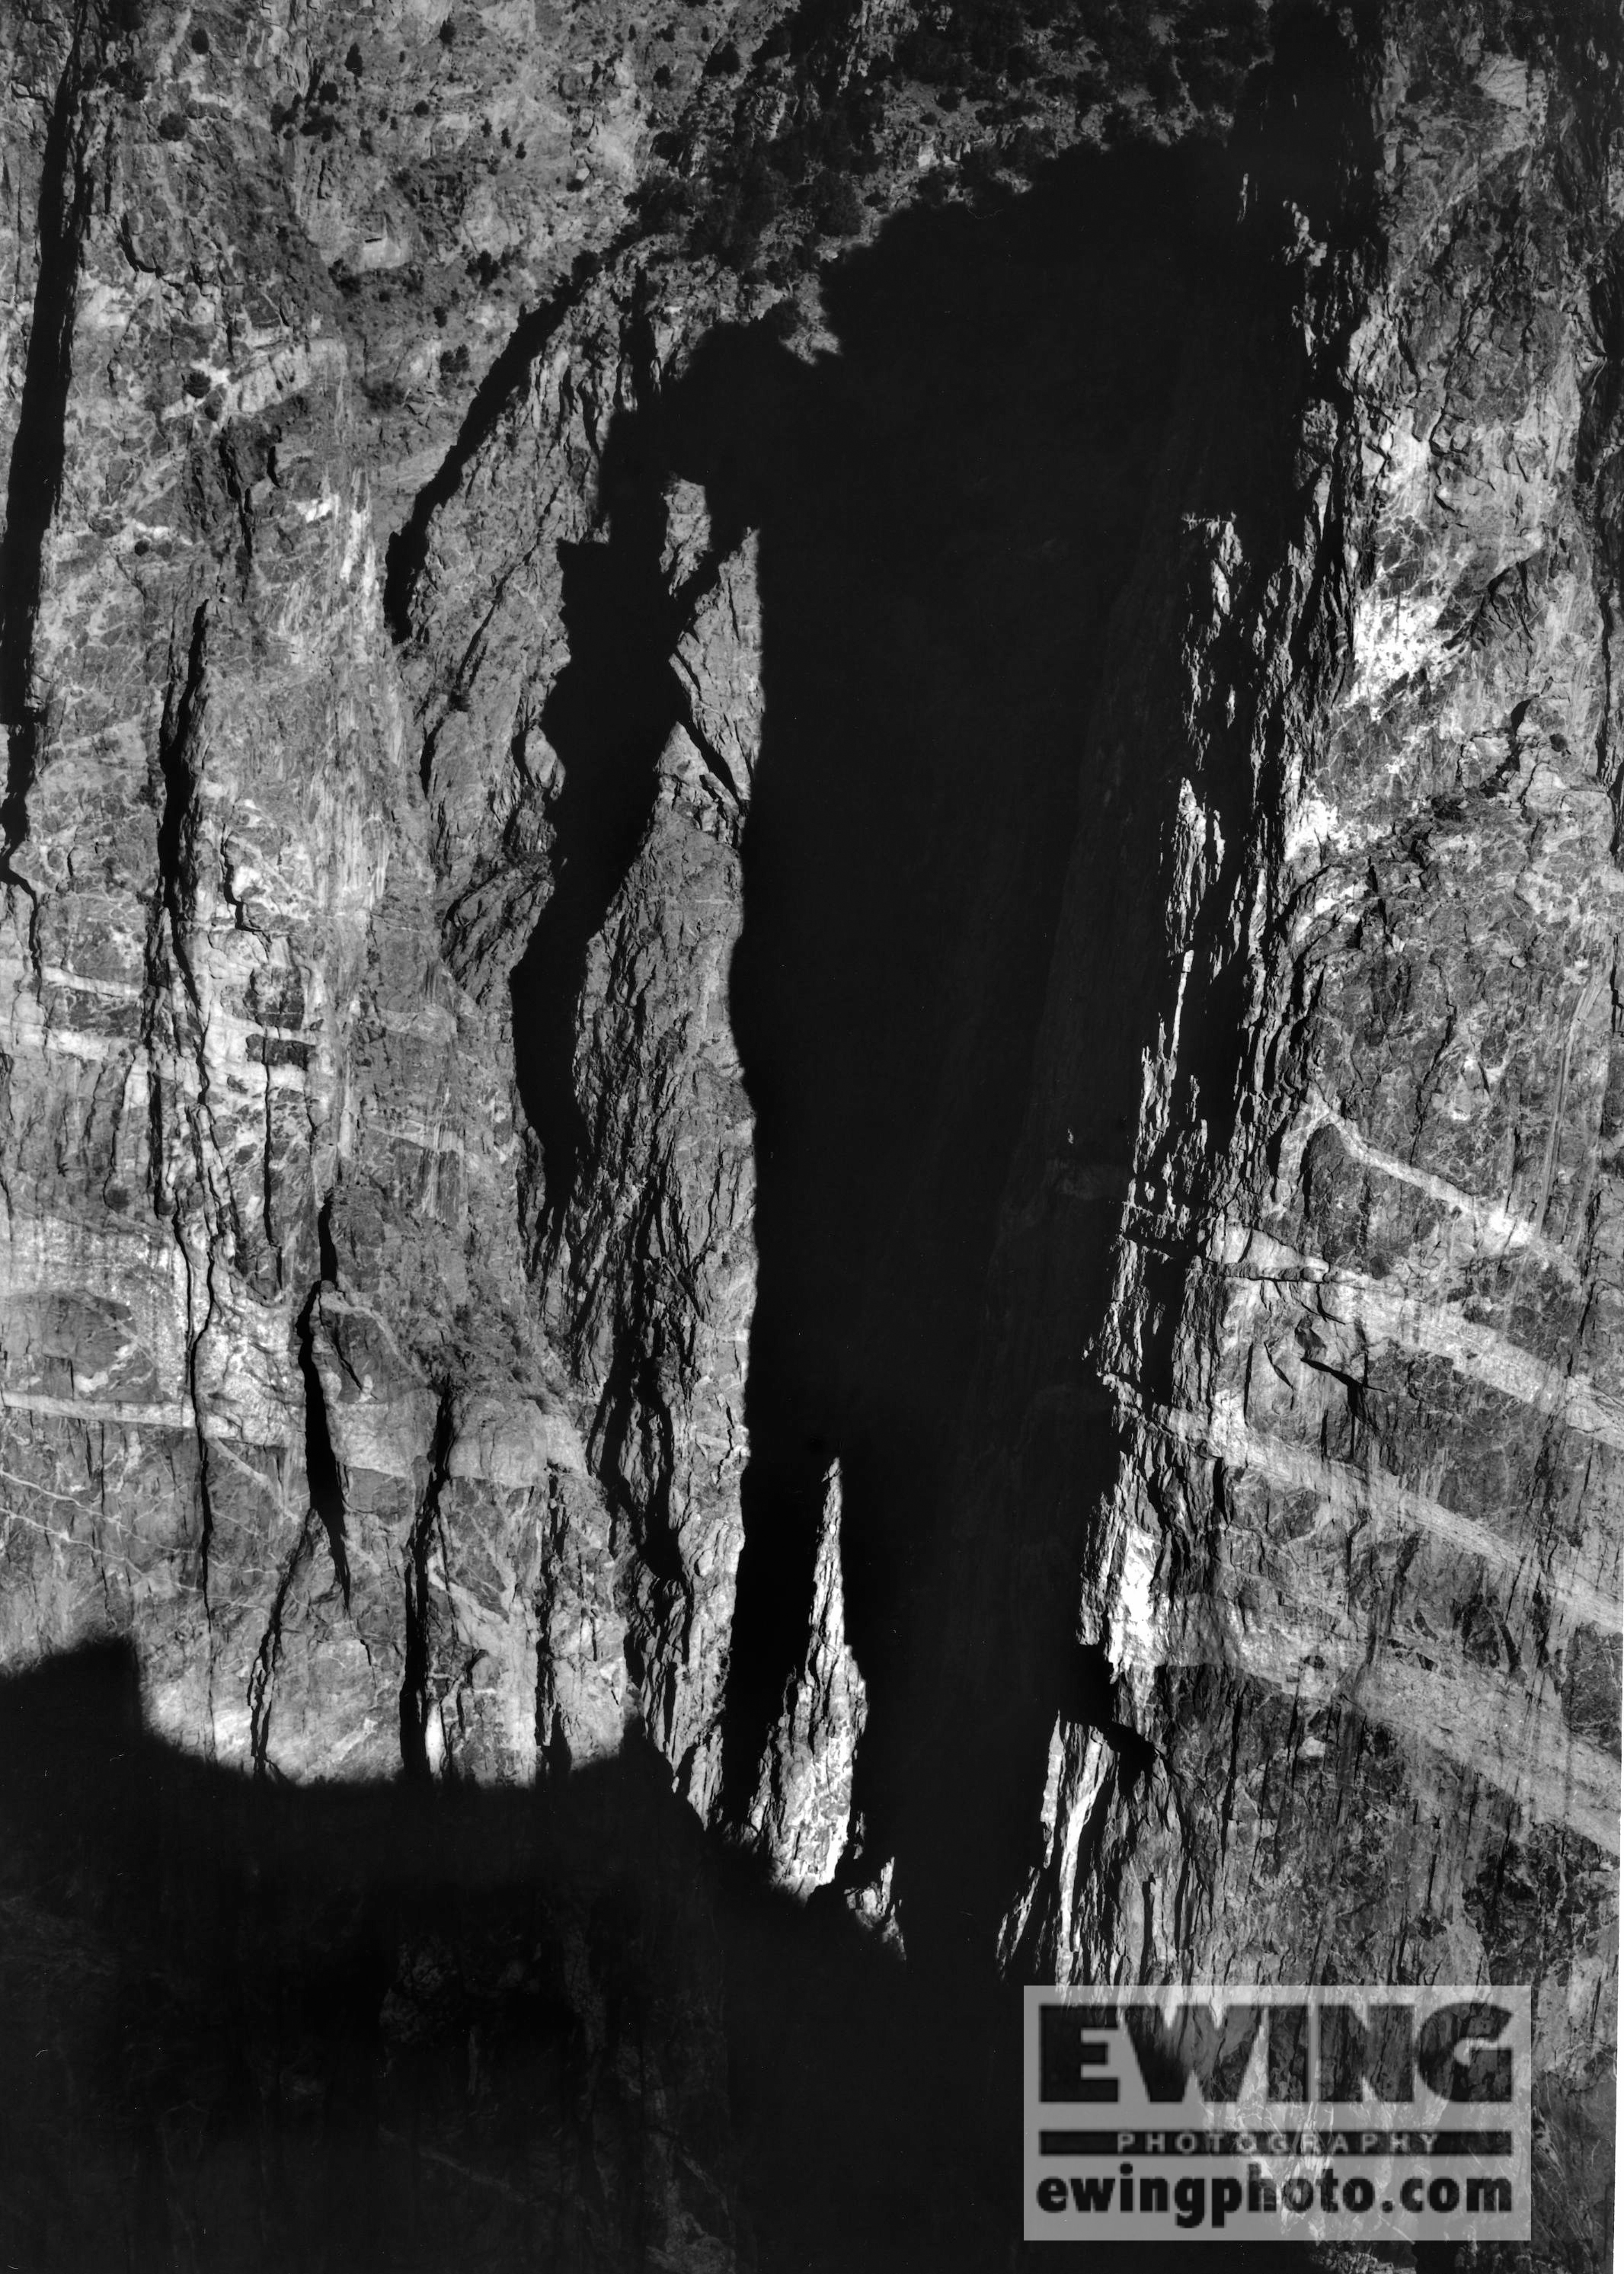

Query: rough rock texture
left=0, top=0, right=1620, bottom=2264
left=745, top=1460, right=866, bottom=1895
left=945, top=10, right=1624, bottom=2267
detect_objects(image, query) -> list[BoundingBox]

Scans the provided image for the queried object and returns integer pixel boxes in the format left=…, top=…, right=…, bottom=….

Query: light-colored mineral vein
left=1126, top=1390, right=1620, bottom=1633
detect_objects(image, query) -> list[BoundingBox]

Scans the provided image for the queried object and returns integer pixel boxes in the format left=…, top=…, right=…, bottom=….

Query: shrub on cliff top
left=631, top=168, right=693, bottom=231
left=810, top=167, right=863, bottom=234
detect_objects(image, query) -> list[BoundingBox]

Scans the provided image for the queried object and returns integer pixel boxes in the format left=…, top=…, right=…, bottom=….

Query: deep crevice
left=148, top=607, right=225, bottom=1604
left=177, top=1236, right=219, bottom=1610
left=316, top=1191, right=339, bottom=1284
left=893, top=5, right=1383, bottom=1976
left=248, top=1513, right=317, bottom=1775
left=295, top=1210, right=349, bottom=1605
left=507, top=417, right=689, bottom=1236
left=651, top=152, right=1231, bottom=1869
left=497, top=141, right=1246, bottom=1911
left=155, top=603, right=210, bottom=1005
left=0, top=28, right=96, bottom=910
left=518, top=14, right=1376, bottom=1988
left=400, top=1391, right=455, bottom=1779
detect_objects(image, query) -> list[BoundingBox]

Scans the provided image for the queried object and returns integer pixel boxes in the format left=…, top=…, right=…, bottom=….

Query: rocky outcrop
left=0, top=0, right=1619, bottom=2265
left=746, top=1460, right=866, bottom=1895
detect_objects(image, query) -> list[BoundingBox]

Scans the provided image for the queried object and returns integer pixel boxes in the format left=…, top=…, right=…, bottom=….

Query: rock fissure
left=174, top=1213, right=218, bottom=1613
left=0, top=25, right=96, bottom=889
left=247, top=1511, right=316, bottom=1776
left=294, top=1281, right=348, bottom=1606
left=153, top=602, right=210, bottom=1033
left=400, top=1390, right=455, bottom=1780
left=510, top=465, right=692, bottom=1238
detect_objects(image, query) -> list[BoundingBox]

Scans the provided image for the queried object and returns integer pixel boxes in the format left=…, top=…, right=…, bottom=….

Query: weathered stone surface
left=951, top=12, right=1624, bottom=2267
left=746, top=1460, right=866, bottom=1896
left=0, top=0, right=1620, bottom=2264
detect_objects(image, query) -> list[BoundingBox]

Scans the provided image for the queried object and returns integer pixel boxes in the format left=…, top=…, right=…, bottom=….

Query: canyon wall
left=974, top=21, right=1624, bottom=2266
left=0, top=0, right=1617, bottom=2263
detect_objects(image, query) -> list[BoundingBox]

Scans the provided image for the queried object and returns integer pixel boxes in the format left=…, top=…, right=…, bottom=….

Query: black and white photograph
left=0, top=0, right=1617, bottom=2265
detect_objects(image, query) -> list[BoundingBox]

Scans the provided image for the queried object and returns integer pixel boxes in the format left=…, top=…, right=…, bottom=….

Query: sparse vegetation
left=810, top=167, right=863, bottom=235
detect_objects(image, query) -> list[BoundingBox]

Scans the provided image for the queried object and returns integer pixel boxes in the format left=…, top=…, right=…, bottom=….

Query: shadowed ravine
left=509, top=135, right=1235, bottom=1865
left=505, top=85, right=1347, bottom=1967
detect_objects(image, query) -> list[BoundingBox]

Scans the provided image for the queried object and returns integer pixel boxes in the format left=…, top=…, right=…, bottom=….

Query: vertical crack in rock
left=247, top=1514, right=317, bottom=1776
left=401, top=1390, right=456, bottom=1779
left=179, top=1240, right=219, bottom=1617
left=0, top=21, right=95, bottom=955
left=745, top=1461, right=866, bottom=1897
left=295, top=1253, right=350, bottom=1604
left=152, top=604, right=220, bottom=1607
left=154, top=605, right=211, bottom=1036
left=510, top=434, right=689, bottom=1239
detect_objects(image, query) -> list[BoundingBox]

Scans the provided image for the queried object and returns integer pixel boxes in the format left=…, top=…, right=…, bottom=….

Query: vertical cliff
left=948, top=8, right=1624, bottom=2263
left=0, top=0, right=1617, bottom=2264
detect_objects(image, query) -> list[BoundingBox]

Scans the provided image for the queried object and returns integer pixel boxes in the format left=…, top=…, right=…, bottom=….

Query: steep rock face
left=0, top=0, right=1620, bottom=2265
left=943, top=8, right=1624, bottom=2263
left=746, top=1460, right=866, bottom=1895
left=0, top=0, right=578, bottom=1800
left=0, top=0, right=758, bottom=2256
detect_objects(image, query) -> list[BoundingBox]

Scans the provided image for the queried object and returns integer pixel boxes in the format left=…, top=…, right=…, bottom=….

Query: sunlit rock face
left=745, top=1460, right=866, bottom=1894
left=0, top=0, right=1619, bottom=2263
left=944, top=16, right=1624, bottom=2266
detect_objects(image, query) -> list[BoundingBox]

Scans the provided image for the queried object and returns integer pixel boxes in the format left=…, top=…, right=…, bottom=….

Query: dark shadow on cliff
left=485, top=11, right=1381, bottom=2260
left=504, top=0, right=1378, bottom=2008
left=507, top=407, right=692, bottom=1230
left=673, top=146, right=1213, bottom=1885
left=0, top=1642, right=1329, bottom=2273
left=673, top=0, right=1380, bottom=1988
left=498, top=140, right=1222, bottom=1885
left=505, top=134, right=1236, bottom=1886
